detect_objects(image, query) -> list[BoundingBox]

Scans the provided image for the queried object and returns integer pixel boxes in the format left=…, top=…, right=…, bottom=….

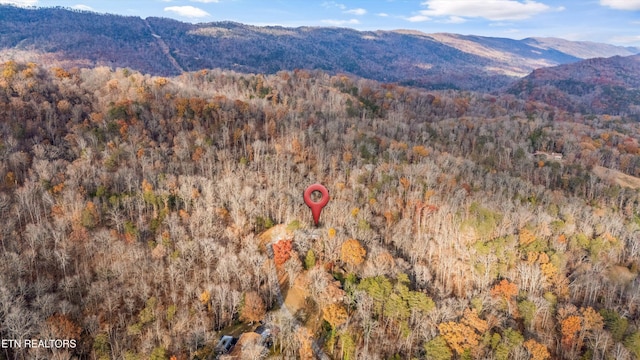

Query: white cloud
left=600, top=0, right=640, bottom=10
left=344, top=8, right=367, bottom=15
left=0, top=0, right=38, bottom=6
left=445, top=16, right=466, bottom=24
left=164, top=5, right=210, bottom=18
left=322, top=18, right=360, bottom=26
left=71, top=4, right=93, bottom=11
left=503, top=28, right=522, bottom=34
left=413, top=0, right=551, bottom=21
left=322, top=1, right=346, bottom=10
left=407, top=14, right=431, bottom=22
left=377, top=12, right=389, bottom=17
left=191, top=0, right=220, bottom=3
left=489, top=21, right=515, bottom=27
left=323, top=2, right=367, bottom=16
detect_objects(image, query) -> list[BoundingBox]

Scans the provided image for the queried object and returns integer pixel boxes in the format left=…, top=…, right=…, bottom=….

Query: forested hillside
left=0, top=6, right=174, bottom=75
left=510, top=54, right=640, bottom=116
left=0, top=61, right=639, bottom=359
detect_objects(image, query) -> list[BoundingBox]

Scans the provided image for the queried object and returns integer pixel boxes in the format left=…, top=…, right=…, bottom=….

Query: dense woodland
left=510, top=55, right=640, bottom=117
left=0, top=60, right=640, bottom=360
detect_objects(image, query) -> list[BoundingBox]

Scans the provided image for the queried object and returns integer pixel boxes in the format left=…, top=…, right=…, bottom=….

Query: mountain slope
left=0, top=6, right=176, bottom=74
left=523, top=37, right=640, bottom=59
left=1, top=5, right=638, bottom=91
left=427, top=33, right=581, bottom=76
left=146, top=18, right=509, bottom=90
left=509, top=54, right=640, bottom=115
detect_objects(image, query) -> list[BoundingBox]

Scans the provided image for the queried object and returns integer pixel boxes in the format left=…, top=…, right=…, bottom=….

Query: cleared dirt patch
left=284, top=275, right=309, bottom=314
left=593, top=165, right=640, bottom=189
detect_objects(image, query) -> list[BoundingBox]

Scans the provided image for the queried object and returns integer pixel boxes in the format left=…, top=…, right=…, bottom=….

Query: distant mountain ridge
left=523, top=37, right=640, bottom=60
left=1, top=5, right=638, bottom=91
left=509, top=54, right=640, bottom=115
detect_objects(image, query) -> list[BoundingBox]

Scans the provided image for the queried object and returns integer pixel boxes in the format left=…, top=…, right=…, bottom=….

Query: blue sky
left=3, top=0, right=640, bottom=46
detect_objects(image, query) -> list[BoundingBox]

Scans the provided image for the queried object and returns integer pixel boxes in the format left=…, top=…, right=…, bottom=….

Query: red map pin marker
left=304, top=183, right=329, bottom=226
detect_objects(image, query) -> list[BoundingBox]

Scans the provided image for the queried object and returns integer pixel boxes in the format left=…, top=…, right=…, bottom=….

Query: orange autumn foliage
left=438, top=321, right=479, bottom=355
left=273, top=239, right=292, bottom=266
left=340, top=238, right=366, bottom=267
left=490, top=279, right=518, bottom=301
left=461, top=308, right=488, bottom=333
left=322, top=303, right=348, bottom=329
left=518, top=228, right=537, bottom=247
left=524, top=339, right=550, bottom=360
left=560, top=315, right=582, bottom=349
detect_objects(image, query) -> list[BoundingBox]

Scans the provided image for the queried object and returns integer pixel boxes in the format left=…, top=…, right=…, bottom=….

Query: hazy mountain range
left=1, top=5, right=638, bottom=93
